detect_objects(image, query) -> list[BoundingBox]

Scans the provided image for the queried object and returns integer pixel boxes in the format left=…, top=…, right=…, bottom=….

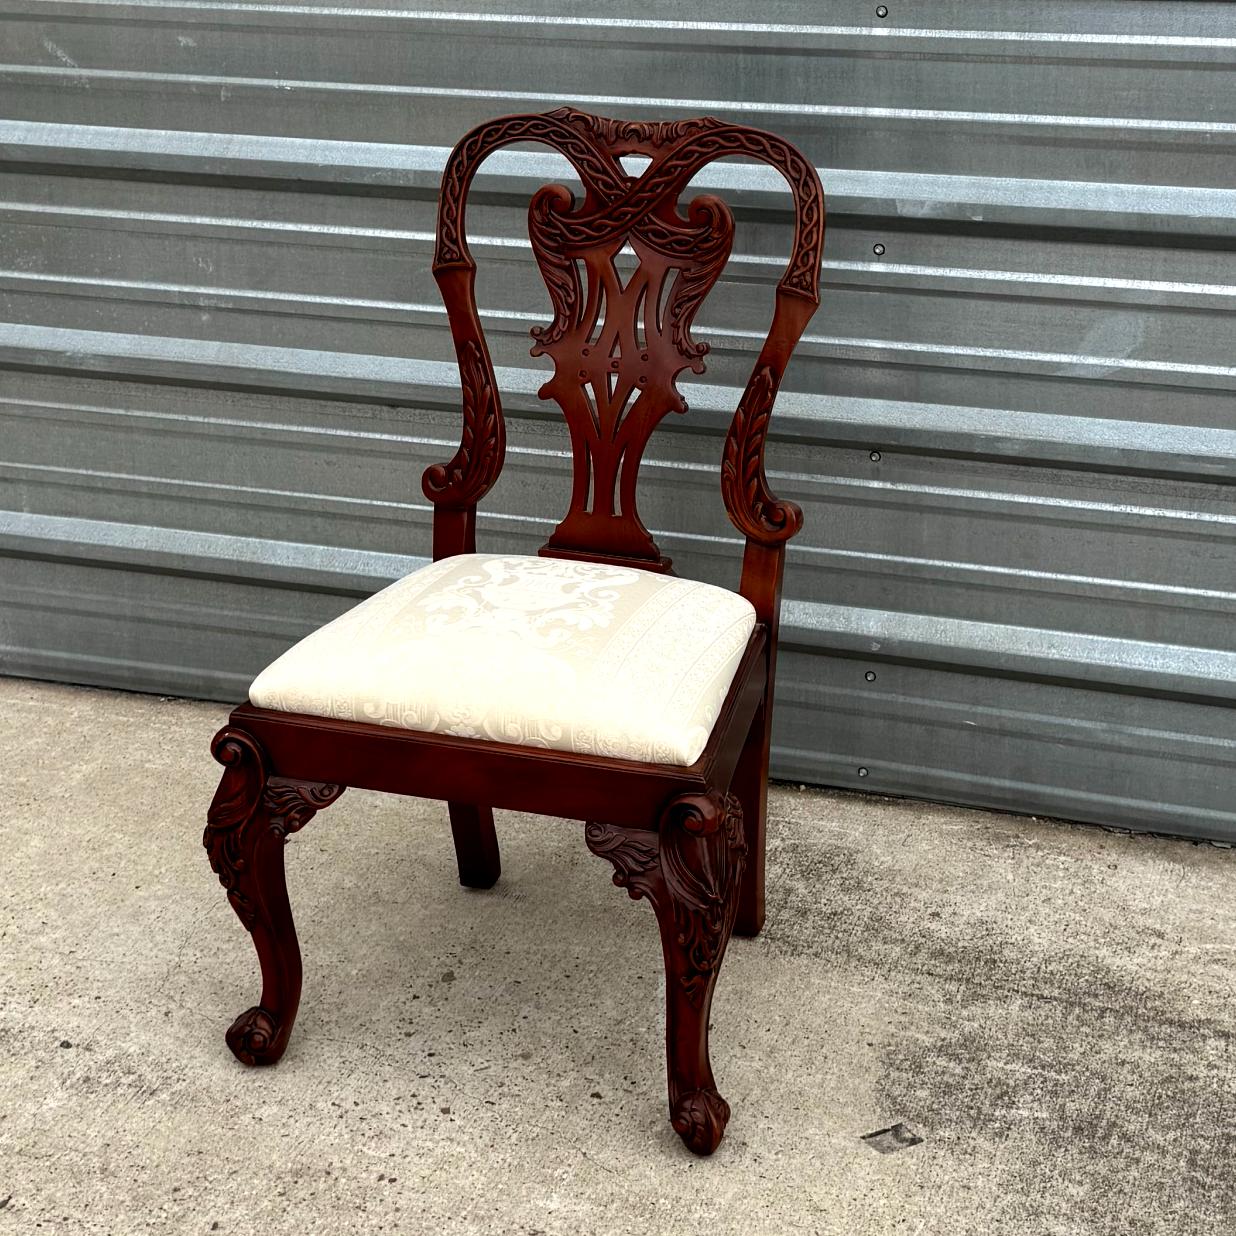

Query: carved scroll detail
left=436, top=111, right=629, bottom=269
left=421, top=339, right=505, bottom=507
left=672, top=1089, right=732, bottom=1155
left=264, top=779, right=346, bottom=837
left=527, top=184, right=583, bottom=351
left=664, top=196, right=731, bottom=363
left=204, top=728, right=344, bottom=931
left=204, top=730, right=267, bottom=931
left=574, top=110, right=728, bottom=153
left=226, top=1007, right=279, bottom=1068
left=585, top=792, right=745, bottom=1008
left=584, top=821, right=660, bottom=900
left=659, top=792, right=747, bottom=1007
left=721, top=364, right=805, bottom=545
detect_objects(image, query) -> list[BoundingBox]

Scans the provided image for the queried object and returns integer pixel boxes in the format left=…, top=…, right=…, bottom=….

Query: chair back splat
left=425, top=107, right=825, bottom=608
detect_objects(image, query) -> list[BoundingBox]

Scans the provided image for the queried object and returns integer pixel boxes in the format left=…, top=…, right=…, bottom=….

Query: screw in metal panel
left=873, top=243, right=885, bottom=256
left=865, top=671, right=877, bottom=682
left=876, top=5, right=888, bottom=17
left=858, top=767, right=870, bottom=777
left=869, top=450, right=882, bottom=462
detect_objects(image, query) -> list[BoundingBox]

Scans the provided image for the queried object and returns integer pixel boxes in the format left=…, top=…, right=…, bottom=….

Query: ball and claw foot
left=672, top=1088, right=731, bottom=1156
left=225, top=1006, right=284, bottom=1066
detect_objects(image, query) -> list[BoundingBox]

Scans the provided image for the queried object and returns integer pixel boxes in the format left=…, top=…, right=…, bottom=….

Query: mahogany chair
left=204, top=107, right=824, bottom=1155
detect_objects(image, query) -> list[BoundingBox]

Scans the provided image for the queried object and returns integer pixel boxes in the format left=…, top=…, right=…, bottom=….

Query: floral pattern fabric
left=249, top=553, right=757, bottom=767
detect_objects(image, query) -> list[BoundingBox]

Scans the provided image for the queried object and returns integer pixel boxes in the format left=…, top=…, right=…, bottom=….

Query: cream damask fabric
left=249, top=553, right=757, bottom=766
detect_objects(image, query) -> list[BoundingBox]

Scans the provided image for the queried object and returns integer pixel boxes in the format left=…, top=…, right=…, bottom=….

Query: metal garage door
left=1, top=2, right=1233, bottom=838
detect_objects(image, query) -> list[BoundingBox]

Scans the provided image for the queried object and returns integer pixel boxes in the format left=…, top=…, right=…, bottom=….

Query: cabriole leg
left=204, top=727, right=344, bottom=1066
left=447, top=801, right=501, bottom=888
left=585, top=791, right=746, bottom=1156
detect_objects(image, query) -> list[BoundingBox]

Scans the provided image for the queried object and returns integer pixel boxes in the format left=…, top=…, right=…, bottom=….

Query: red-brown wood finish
left=204, top=108, right=824, bottom=1156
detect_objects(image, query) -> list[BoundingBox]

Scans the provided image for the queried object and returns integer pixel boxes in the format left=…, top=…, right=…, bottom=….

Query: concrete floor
left=1, top=677, right=1233, bottom=1236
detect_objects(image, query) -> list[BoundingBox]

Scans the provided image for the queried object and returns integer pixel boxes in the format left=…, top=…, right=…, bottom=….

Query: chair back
left=428, top=107, right=825, bottom=580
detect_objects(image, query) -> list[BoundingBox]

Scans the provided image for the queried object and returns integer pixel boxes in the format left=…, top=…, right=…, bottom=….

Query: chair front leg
left=204, top=726, right=344, bottom=1066
left=585, top=790, right=746, bottom=1156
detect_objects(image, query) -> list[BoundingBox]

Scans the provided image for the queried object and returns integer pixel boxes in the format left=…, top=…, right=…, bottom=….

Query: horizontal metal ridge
left=772, top=744, right=1236, bottom=838
left=3, top=122, right=1235, bottom=236
left=792, top=546, right=1236, bottom=616
left=5, top=317, right=1235, bottom=410
left=5, top=68, right=1233, bottom=141
left=786, top=680, right=1234, bottom=763
left=6, top=257, right=1235, bottom=314
left=7, top=5, right=1236, bottom=61
left=2, top=575, right=306, bottom=643
left=3, top=324, right=1234, bottom=480
left=4, top=197, right=1236, bottom=311
left=0, top=508, right=424, bottom=594
left=780, top=600, right=1236, bottom=705
left=4, top=458, right=1230, bottom=618
left=766, top=391, right=1236, bottom=483
left=0, top=641, right=252, bottom=699
left=3, top=510, right=1232, bottom=704
left=0, top=320, right=472, bottom=402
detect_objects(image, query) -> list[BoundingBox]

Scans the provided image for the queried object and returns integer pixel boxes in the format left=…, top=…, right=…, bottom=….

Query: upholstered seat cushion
left=249, top=553, right=757, bottom=767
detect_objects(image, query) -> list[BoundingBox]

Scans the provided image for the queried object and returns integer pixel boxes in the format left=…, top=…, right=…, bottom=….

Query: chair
left=204, top=107, right=824, bottom=1155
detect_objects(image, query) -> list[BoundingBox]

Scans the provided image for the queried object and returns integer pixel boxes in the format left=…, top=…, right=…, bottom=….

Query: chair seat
left=249, top=553, right=757, bottom=767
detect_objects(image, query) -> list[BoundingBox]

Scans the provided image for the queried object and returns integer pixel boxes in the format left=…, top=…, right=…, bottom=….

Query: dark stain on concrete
left=764, top=829, right=1236, bottom=1234
left=879, top=1006, right=1235, bottom=1234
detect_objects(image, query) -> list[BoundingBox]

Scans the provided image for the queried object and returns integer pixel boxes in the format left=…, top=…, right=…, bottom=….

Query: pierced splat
left=529, top=191, right=733, bottom=568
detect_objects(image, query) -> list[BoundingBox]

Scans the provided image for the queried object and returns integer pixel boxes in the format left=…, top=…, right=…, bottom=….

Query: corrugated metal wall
left=2, top=1, right=1234, bottom=838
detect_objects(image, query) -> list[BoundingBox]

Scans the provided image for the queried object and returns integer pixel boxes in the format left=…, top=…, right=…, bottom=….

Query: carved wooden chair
left=204, top=108, right=823, bottom=1155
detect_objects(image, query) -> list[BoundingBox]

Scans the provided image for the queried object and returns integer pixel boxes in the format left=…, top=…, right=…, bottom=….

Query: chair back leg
left=731, top=701, right=772, bottom=937
left=447, top=802, right=501, bottom=888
